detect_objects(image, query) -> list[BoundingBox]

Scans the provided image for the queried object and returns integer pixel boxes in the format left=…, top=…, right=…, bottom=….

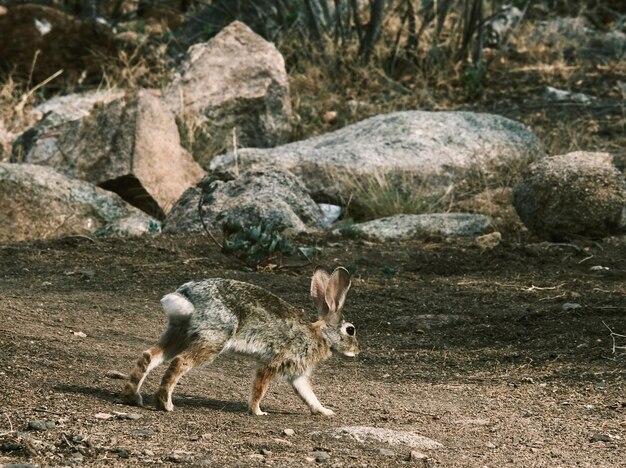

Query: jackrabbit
left=121, top=266, right=358, bottom=416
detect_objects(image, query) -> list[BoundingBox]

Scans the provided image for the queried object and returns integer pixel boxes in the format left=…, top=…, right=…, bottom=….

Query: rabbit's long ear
left=311, top=266, right=331, bottom=316
left=324, top=267, right=351, bottom=326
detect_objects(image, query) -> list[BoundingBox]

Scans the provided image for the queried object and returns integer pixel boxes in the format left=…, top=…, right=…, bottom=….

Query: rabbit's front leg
left=290, top=375, right=334, bottom=416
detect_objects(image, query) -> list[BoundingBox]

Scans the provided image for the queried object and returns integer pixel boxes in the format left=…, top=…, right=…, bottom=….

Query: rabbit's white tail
left=161, top=293, right=194, bottom=318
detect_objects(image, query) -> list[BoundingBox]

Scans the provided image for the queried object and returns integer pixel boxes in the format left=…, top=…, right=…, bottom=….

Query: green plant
left=462, top=61, right=487, bottom=101
left=220, top=217, right=295, bottom=268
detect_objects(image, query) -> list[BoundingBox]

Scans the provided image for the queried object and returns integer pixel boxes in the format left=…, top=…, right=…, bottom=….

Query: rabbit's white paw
left=316, top=407, right=335, bottom=417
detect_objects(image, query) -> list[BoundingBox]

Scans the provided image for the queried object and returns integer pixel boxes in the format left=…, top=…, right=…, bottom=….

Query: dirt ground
left=0, top=233, right=624, bottom=467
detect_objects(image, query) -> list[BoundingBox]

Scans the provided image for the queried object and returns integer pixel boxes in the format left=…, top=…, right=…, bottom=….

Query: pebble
left=485, top=442, right=497, bottom=449
left=27, top=421, right=48, bottom=431
left=283, top=428, right=295, bottom=437
left=590, top=434, right=611, bottom=442
left=375, top=448, right=395, bottom=456
left=562, top=303, right=582, bottom=311
left=260, top=448, right=272, bottom=456
left=410, top=449, right=428, bottom=460
left=313, top=450, right=331, bottom=463
left=106, top=370, right=127, bottom=379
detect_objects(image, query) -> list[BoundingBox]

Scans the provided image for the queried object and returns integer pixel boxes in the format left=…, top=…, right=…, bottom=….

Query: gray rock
left=475, top=231, right=502, bottom=249
left=312, top=450, right=330, bottom=463
left=163, top=21, right=291, bottom=164
left=13, top=89, right=206, bottom=218
left=531, top=17, right=625, bottom=60
left=33, top=89, right=125, bottom=122
left=210, top=111, right=543, bottom=207
left=27, top=420, right=48, bottom=431
left=163, top=169, right=324, bottom=234
left=483, top=6, right=523, bottom=48
left=340, top=213, right=492, bottom=241
left=336, top=426, right=443, bottom=450
left=374, top=448, right=395, bottom=456
left=513, top=151, right=626, bottom=240
left=0, top=163, right=159, bottom=242
left=409, top=450, right=429, bottom=461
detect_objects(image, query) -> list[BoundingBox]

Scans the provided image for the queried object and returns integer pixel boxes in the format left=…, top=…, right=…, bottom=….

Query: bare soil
left=1, top=234, right=625, bottom=467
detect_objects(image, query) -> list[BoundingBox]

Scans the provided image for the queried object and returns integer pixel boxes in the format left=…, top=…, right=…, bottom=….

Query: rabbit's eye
left=346, top=325, right=355, bottom=336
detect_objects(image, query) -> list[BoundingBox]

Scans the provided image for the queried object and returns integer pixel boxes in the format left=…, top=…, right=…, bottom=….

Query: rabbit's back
left=173, top=278, right=307, bottom=340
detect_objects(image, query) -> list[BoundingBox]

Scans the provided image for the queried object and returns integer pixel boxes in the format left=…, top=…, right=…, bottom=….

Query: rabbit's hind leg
left=249, top=366, right=277, bottom=416
left=154, top=340, right=224, bottom=411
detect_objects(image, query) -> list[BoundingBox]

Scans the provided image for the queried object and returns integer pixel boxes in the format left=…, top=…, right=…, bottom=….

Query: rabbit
left=121, top=266, right=358, bottom=416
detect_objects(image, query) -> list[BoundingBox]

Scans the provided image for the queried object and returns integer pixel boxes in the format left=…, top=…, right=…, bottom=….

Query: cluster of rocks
left=1, top=20, right=625, bottom=245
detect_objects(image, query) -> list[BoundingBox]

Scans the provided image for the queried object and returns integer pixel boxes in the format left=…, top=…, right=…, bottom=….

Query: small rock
left=27, top=421, right=48, bottom=431
left=116, top=449, right=129, bottom=459
left=283, top=428, right=295, bottom=437
left=485, top=442, right=497, bottom=449
left=322, top=111, right=338, bottom=124
left=248, top=454, right=265, bottom=461
left=374, top=447, right=395, bottom=456
left=521, top=377, right=535, bottom=384
left=594, top=381, right=607, bottom=389
left=313, top=450, right=330, bottom=463
left=409, top=450, right=429, bottom=461
left=562, top=303, right=582, bottom=311
left=131, top=429, right=153, bottom=437
left=95, top=412, right=114, bottom=420
left=590, top=265, right=609, bottom=272
left=106, top=370, right=127, bottom=379
left=590, top=434, right=611, bottom=443
left=71, top=331, right=87, bottom=338
left=167, top=452, right=183, bottom=463
left=475, top=231, right=502, bottom=249
left=260, top=448, right=272, bottom=456
left=144, top=449, right=155, bottom=456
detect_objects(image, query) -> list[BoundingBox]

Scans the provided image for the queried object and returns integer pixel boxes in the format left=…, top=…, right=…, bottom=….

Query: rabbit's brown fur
left=121, top=267, right=358, bottom=416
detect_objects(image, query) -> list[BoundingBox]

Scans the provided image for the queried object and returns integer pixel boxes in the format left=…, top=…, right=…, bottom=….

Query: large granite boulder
left=163, top=21, right=292, bottom=164
left=12, top=90, right=205, bottom=218
left=0, top=163, right=160, bottom=242
left=339, top=213, right=493, bottom=242
left=210, top=111, right=543, bottom=210
left=163, top=169, right=324, bottom=235
left=513, top=151, right=626, bottom=240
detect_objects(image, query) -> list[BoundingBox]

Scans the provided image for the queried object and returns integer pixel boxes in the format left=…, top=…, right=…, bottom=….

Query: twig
left=15, top=69, right=64, bottom=115
left=232, top=127, right=239, bottom=177
left=524, top=283, right=565, bottom=292
left=602, top=321, right=626, bottom=354
left=0, top=412, right=14, bottom=437
left=547, top=243, right=582, bottom=253
left=578, top=254, right=594, bottom=264
left=34, top=407, right=64, bottom=415
left=197, top=186, right=223, bottom=251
